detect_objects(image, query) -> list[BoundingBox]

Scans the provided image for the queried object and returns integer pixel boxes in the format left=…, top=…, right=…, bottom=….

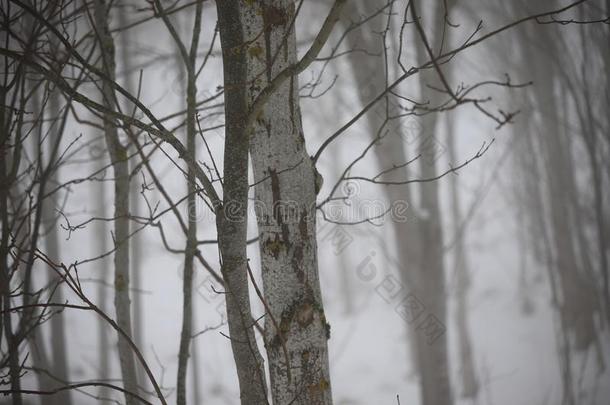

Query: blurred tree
left=1, top=1, right=605, bottom=404
left=92, top=1, right=139, bottom=403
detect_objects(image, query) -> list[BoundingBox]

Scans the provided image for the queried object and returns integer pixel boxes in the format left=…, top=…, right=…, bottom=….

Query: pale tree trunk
left=93, top=1, right=139, bottom=403
left=512, top=119, right=536, bottom=316
left=446, top=114, right=478, bottom=399
left=216, top=1, right=338, bottom=403
left=23, top=10, right=72, bottom=401
left=176, top=2, right=204, bottom=404
left=117, top=6, right=145, bottom=366
left=95, top=158, right=111, bottom=401
left=412, top=116, right=451, bottom=405
left=246, top=1, right=334, bottom=403
left=411, top=1, right=452, bottom=404
left=43, top=84, right=72, bottom=405
left=24, top=82, right=58, bottom=405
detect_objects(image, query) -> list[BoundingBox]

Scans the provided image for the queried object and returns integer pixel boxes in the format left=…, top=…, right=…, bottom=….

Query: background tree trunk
left=342, top=0, right=423, bottom=377
left=94, top=157, right=111, bottom=402
left=176, top=3, right=204, bottom=404
left=446, top=113, right=479, bottom=399
left=117, top=6, right=146, bottom=372
left=411, top=1, right=453, bottom=404
left=43, top=85, right=72, bottom=405
left=93, top=1, right=139, bottom=403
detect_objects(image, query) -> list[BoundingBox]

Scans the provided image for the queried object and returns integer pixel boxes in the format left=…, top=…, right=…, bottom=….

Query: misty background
left=1, top=0, right=609, bottom=404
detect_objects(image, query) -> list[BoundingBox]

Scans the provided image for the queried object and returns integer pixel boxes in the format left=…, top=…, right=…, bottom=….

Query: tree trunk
left=446, top=114, right=478, bottom=399
left=92, top=2, right=139, bottom=403
left=23, top=82, right=59, bottom=405
left=177, top=3, right=204, bottom=404
left=342, top=0, right=424, bottom=380
left=528, top=35, right=597, bottom=352
left=216, top=1, right=336, bottom=403
left=94, top=157, right=111, bottom=401
left=117, top=7, right=146, bottom=371
left=411, top=2, right=453, bottom=404
left=43, top=84, right=73, bottom=405
left=215, top=2, right=270, bottom=403
left=0, top=69, right=23, bottom=405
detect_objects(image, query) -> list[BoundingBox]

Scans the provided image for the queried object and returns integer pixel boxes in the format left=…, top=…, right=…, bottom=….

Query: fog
left=1, top=1, right=608, bottom=405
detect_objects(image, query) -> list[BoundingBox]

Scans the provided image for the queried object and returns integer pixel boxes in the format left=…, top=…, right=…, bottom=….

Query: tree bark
left=177, top=3, right=204, bottom=404
left=0, top=64, right=23, bottom=405
left=94, top=158, right=111, bottom=402
left=216, top=1, right=339, bottom=403
left=22, top=79, right=59, bottom=405
left=244, top=1, right=334, bottom=403
left=215, top=2, right=270, bottom=403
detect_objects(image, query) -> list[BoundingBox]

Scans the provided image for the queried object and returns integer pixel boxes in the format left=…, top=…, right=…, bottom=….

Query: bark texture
left=218, top=1, right=336, bottom=403
left=215, top=1, right=270, bottom=403
left=0, top=65, right=23, bottom=405
left=249, top=3, right=333, bottom=404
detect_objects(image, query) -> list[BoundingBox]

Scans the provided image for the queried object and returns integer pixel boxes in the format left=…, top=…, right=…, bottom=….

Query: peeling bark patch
left=263, top=233, right=283, bottom=260
left=300, top=349, right=331, bottom=404
left=296, top=302, right=314, bottom=327
left=308, top=377, right=331, bottom=397
left=270, top=296, right=318, bottom=348
left=248, top=44, right=264, bottom=61
left=115, top=273, right=126, bottom=291
left=263, top=4, right=288, bottom=30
